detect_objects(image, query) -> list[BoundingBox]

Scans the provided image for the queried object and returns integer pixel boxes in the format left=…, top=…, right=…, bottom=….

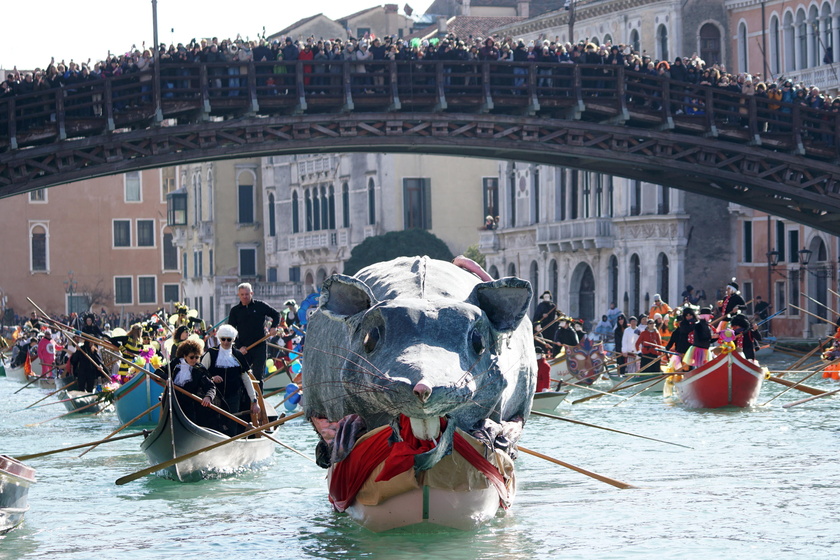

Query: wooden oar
left=782, top=387, right=840, bottom=408
left=801, top=293, right=839, bottom=318
left=27, top=298, right=119, bottom=352
left=551, top=379, right=622, bottom=400
left=14, top=430, right=149, bottom=461
left=611, top=375, right=668, bottom=407
left=24, top=393, right=110, bottom=427
left=22, top=379, right=76, bottom=409
left=762, top=364, right=833, bottom=406
left=530, top=410, right=691, bottom=449
left=572, top=373, right=677, bottom=405
left=518, top=446, right=637, bottom=490
left=786, top=337, right=828, bottom=372
left=789, top=303, right=835, bottom=326
left=115, top=411, right=304, bottom=485
left=78, top=402, right=162, bottom=458
left=23, top=393, right=99, bottom=410
left=765, top=375, right=829, bottom=397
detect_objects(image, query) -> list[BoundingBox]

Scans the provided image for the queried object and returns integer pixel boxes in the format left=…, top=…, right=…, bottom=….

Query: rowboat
left=54, top=375, right=113, bottom=415
left=139, top=383, right=278, bottom=482
left=0, top=455, right=36, bottom=534
left=531, top=390, right=570, bottom=412
left=327, top=417, right=515, bottom=532
left=675, top=351, right=765, bottom=408
left=113, top=370, right=163, bottom=425
left=5, top=357, right=40, bottom=384
left=608, top=372, right=668, bottom=395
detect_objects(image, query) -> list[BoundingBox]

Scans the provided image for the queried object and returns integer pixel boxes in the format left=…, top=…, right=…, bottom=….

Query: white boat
left=531, top=390, right=570, bottom=412
left=0, top=455, right=36, bottom=534
left=6, top=357, right=41, bottom=384
left=139, top=383, right=279, bottom=482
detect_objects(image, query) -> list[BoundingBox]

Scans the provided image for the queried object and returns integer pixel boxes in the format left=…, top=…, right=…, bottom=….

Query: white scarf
left=216, top=347, right=239, bottom=368
left=173, top=359, right=192, bottom=386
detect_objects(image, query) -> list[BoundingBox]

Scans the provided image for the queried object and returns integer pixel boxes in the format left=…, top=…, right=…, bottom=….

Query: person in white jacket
left=621, top=316, right=640, bottom=374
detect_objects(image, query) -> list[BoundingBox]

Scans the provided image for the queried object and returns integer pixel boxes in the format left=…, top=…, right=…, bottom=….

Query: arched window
left=313, top=188, right=321, bottom=231
left=783, top=11, right=795, bottom=71
left=656, top=24, right=669, bottom=61
left=328, top=185, right=336, bottom=229
left=822, top=3, right=833, bottom=63
left=342, top=183, right=350, bottom=228
left=700, top=23, right=721, bottom=66
left=192, top=173, right=202, bottom=224
left=608, top=255, right=618, bottom=308
left=603, top=34, right=612, bottom=45
left=268, top=193, right=276, bottom=237
left=549, top=259, right=558, bottom=303
left=320, top=186, right=329, bottom=230
left=797, top=9, right=808, bottom=69
left=657, top=253, right=670, bottom=304
left=305, top=190, right=313, bottom=232
left=738, top=22, right=749, bottom=72
left=488, top=265, right=499, bottom=279
left=770, top=16, right=781, bottom=75
left=532, top=168, right=540, bottom=224
left=507, top=262, right=517, bottom=277
left=591, top=36, right=600, bottom=46
left=206, top=169, right=214, bottom=219
left=630, top=29, right=640, bottom=54
left=509, top=171, right=516, bottom=227
left=292, top=191, right=300, bottom=233
left=368, top=178, right=376, bottom=225
left=316, top=268, right=327, bottom=288
left=30, top=224, right=48, bottom=272
left=630, top=254, right=641, bottom=317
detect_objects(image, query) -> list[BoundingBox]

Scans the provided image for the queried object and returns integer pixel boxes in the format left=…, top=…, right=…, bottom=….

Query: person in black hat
left=730, top=312, right=762, bottom=363
left=718, top=278, right=747, bottom=322
left=534, top=291, right=559, bottom=353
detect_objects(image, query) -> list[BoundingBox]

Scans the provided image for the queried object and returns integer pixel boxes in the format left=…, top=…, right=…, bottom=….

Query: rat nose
left=413, top=381, right=432, bottom=403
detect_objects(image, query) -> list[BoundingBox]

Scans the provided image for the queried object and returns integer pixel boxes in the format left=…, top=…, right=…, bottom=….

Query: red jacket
left=635, top=329, right=662, bottom=355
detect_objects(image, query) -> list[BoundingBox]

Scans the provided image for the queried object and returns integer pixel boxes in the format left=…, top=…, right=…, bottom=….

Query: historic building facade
left=0, top=170, right=181, bottom=322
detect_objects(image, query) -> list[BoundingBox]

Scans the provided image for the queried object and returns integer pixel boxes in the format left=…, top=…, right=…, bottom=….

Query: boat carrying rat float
left=303, top=256, right=536, bottom=532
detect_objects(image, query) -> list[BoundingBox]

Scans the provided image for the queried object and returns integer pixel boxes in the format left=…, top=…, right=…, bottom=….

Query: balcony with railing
left=478, top=229, right=500, bottom=253
left=536, top=218, right=613, bottom=253
left=220, top=281, right=303, bottom=298
left=288, top=228, right=350, bottom=252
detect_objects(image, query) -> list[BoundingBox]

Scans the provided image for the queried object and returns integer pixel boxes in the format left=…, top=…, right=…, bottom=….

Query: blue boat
left=113, top=369, right=164, bottom=425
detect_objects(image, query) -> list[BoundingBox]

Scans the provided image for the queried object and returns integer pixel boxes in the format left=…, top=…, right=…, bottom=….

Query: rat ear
left=319, top=274, right=377, bottom=320
left=469, top=278, right=532, bottom=333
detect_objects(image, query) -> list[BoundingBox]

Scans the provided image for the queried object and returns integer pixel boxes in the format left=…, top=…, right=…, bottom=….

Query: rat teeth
left=409, top=417, right=442, bottom=441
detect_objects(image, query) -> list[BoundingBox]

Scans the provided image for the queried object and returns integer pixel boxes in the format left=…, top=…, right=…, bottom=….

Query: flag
left=24, top=351, right=32, bottom=376
left=404, top=4, right=413, bottom=16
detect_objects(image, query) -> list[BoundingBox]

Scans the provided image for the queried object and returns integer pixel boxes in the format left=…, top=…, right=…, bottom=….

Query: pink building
left=0, top=169, right=181, bottom=323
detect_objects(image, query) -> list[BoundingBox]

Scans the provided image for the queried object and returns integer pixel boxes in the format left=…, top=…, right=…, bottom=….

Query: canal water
left=2, top=352, right=839, bottom=559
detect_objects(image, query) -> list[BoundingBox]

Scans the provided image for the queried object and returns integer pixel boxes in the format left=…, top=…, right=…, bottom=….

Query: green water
left=2, top=353, right=839, bottom=559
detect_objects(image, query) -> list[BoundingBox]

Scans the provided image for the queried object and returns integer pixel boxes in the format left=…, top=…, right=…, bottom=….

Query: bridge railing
left=2, top=60, right=839, bottom=160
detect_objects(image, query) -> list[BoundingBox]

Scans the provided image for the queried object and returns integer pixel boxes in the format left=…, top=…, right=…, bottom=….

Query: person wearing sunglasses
left=201, top=324, right=261, bottom=434
left=169, top=338, right=221, bottom=431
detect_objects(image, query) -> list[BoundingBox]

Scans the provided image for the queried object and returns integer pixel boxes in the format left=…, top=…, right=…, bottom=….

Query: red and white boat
left=0, top=455, right=36, bottom=534
left=675, top=351, right=764, bottom=408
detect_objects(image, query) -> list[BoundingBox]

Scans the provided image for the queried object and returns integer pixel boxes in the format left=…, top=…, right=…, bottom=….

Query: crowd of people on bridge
left=2, top=30, right=838, bottom=140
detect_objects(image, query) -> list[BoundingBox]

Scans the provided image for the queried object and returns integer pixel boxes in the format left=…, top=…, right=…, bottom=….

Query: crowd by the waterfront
left=3, top=31, right=839, bottom=124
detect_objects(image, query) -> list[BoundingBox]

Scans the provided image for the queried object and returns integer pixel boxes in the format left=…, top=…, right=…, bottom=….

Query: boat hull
left=139, top=385, right=277, bottom=482
left=0, top=455, right=36, bottom=534
left=675, top=352, right=764, bottom=408
left=5, top=358, right=41, bottom=384
left=531, top=390, right=569, bottom=412
left=114, top=371, right=163, bottom=425
left=55, top=376, right=112, bottom=415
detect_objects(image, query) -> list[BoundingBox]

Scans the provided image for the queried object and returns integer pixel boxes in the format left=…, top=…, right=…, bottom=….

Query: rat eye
left=471, top=329, right=485, bottom=355
left=363, top=327, right=381, bottom=354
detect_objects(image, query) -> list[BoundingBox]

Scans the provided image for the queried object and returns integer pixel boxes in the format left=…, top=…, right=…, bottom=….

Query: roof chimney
left=438, top=16, right=448, bottom=33
left=517, top=0, right=530, bottom=19
left=384, top=3, right=398, bottom=13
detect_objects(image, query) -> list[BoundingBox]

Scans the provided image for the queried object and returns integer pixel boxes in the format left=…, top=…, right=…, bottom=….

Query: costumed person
left=593, top=315, right=613, bottom=342
left=37, top=329, right=57, bottom=377
left=606, top=302, right=622, bottom=327
left=164, top=325, right=190, bottom=362
left=117, top=324, right=144, bottom=383
left=683, top=306, right=714, bottom=369
left=171, top=302, right=190, bottom=328
left=717, top=278, right=746, bottom=332
left=535, top=348, right=551, bottom=392
left=553, top=316, right=580, bottom=347
left=729, top=312, right=762, bottom=363
left=201, top=324, right=261, bottom=434
left=533, top=291, right=559, bottom=353
left=573, top=318, right=587, bottom=340
left=81, top=313, right=103, bottom=338
left=228, top=282, right=281, bottom=383
left=621, top=316, right=640, bottom=374
left=649, top=293, right=672, bottom=319
left=70, top=339, right=106, bottom=392
left=613, top=314, right=628, bottom=375
left=165, top=338, right=221, bottom=431
left=666, top=307, right=695, bottom=371
left=635, top=319, right=662, bottom=374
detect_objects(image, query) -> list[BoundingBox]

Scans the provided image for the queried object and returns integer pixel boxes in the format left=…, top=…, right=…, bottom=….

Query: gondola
left=675, top=351, right=765, bottom=408
left=0, top=455, right=36, bottom=534
left=5, top=357, right=41, bottom=384
left=54, top=375, right=113, bottom=414
left=113, top=370, right=163, bottom=425
left=139, top=383, right=279, bottom=482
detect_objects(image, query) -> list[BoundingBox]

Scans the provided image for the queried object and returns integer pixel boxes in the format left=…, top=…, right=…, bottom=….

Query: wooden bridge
left=2, top=60, right=840, bottom=234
